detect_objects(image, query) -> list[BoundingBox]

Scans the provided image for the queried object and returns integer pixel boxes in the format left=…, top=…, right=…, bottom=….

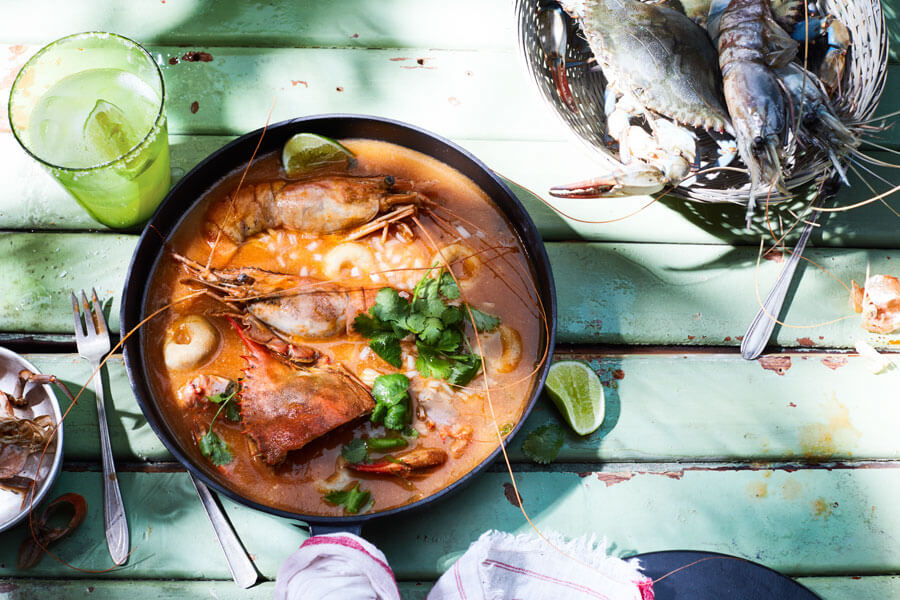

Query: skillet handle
left=308, top=522, right=363, bottom=537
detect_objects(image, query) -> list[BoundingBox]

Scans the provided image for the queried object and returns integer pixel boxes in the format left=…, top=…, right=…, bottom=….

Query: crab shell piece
left=560, top=0, right=731, bottom=133
left=230, top=318, right=374, bottom=465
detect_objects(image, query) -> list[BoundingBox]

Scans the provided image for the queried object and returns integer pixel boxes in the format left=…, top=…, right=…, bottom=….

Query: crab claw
left=549, top=169, right=668, bottom=198
left=349, top=447, right=448, bottom=477
left=538, top=6, right=578, bottom=113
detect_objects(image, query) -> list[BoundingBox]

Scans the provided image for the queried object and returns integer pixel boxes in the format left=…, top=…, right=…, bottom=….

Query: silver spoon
left=740, top=177, right=839, bottom=360
left=189, top=474, right=259, bottom=588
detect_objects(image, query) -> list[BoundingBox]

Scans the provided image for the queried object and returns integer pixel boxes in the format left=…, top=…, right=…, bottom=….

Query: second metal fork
left=72, top=289, right=129, bottom=564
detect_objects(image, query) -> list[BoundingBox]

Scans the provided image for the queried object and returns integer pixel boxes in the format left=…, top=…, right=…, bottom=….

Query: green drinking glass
left=8, top=32, right=170, bottom=229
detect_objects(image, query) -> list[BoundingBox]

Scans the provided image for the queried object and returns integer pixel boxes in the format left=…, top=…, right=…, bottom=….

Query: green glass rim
left=7, top=31, right=167, bottom=173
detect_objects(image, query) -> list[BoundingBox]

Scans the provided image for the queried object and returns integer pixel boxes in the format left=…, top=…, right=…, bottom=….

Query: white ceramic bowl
left=0, top=347, right=64, bottom=532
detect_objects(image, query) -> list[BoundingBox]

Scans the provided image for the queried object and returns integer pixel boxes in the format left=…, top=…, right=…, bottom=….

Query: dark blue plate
left=635, top=551, right=820, bottom=599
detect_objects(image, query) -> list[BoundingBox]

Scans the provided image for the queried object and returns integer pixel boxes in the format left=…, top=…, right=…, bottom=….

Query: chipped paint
left=799, top=395, right=861, bottom=458
left=596, top=471, right=634, bottom=487
left=759, top=356, right=791, bottom=375
left=595, top=470, right=683, bottom=487
left=181, top=51, right=213, bottom=62
left=612, top=369, right=625, bottom=380
left=291, top=80, right=308, bottom=87
left=190, top=101, right=199, bottom=114
left=503, top=482, right=523, bottom=507
left=821, top=356, right=848, bottom=370
left=797, top=337, right=815, bottom=347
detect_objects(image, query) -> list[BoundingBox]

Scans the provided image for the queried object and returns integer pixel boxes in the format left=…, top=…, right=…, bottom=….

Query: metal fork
left=72, top=289, right=129, bottom=564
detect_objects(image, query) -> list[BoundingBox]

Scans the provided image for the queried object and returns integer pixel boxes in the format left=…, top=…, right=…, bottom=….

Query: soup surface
left=143, top=138, right=545, bottom=516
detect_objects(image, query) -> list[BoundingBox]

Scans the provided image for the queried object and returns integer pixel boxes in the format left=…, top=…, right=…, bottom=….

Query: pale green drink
left=9, top=33, right=170, bottom=229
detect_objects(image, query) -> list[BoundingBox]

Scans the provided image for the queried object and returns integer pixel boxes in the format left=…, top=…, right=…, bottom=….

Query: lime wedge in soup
left=83, top=99, right=140, bottom=164
left=544, top=360, right=605, bottom=436
left=282, top=133, right=354, bottom=178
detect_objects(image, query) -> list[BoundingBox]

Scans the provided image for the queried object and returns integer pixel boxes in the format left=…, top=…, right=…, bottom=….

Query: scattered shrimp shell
left=163, top=315, right=220, bottom=371
left=431, top=243, right=481, bottom=281
left=322, top=242, right=375, bottom=280
left=495, top=325, right=523, bottom=374
left=851, top=275, right=900, bottom=334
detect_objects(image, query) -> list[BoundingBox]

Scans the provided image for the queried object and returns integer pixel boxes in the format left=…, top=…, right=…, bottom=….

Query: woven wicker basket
left=515, top=0, right=889, bottom=205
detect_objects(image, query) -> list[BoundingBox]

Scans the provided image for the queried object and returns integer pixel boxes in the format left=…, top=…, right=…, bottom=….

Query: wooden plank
left=3, top=466, right=900, bottom=579
left=550, top=243, right=898, bottom=346
left=5, top=130, right=900, bottom=247
left=1, top=45, right=564, bottom=141
left=365, top=465, right=900, bottom=578
left=0, top=471, right=305, bottom=579
left=5, top=43, right=899, bottom=142
left=24, top=351, right=900, bottom=464
left=2, top=234, right=897, bottom=347
left=0, top=580, right=277, bottom=600
left=1, top=0, right=899, bottom=65
left=1, top=577, right=896, bottom=600
left=0, top=1, right=517, bottom=50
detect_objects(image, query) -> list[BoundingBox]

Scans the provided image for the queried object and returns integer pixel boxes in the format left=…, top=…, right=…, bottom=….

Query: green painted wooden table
left=1, top=2, right=900, bottom=598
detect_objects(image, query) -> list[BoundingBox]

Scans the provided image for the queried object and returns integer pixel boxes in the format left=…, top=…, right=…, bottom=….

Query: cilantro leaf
left=436, top=328, right=462, bottom=353
left=353, top=312, right=391, bottom=337
left=439, top=271, right=460, bottom=299
left=341, top=439, right=368, bottom=464
left=371, top=374, right=411, bottom=430
left=369, top=332, right=402, bottom=368
left=224, top=401, right=241, bottom=423
left=447, top=353, right=482, bottom=386
left=207, top=382, right=236, bottom=404
left=440, top=305, right=462, bottom=327
left=419, top=316, right=444, bottom=346
left=521, top=424, right=565, bottom=465
left=199, top=430, right=232, bottom=466
left=206, top=382, right=241, bottom=423
left=402, top=312, right=427, bottom=334
left=401, top=425, right=420, bottom=439
left=371, top=288, right=408, bottom=323
left=416, top=344, right=452, bottom=380
left=466, top=305, right=501, bottom=332
left=324, top=483, right=371, bottom=514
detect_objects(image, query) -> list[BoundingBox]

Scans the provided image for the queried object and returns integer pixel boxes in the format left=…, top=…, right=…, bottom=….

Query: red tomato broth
left=142, top=138, right=544, bottom=516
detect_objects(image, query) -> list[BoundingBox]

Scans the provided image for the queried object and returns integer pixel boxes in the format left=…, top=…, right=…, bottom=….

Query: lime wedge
left=282, top=133, right=354, bottom=178
left=83, top=99, right=140, bottom=163
left=544, top=360, right=605, bottom=436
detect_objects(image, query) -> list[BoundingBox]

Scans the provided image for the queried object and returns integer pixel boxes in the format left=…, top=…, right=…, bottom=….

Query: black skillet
left=120, top=114, right=557, bottom=536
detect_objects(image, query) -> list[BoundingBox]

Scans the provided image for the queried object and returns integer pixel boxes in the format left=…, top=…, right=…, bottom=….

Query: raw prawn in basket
left=543, top=0, right=890, bottom=226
